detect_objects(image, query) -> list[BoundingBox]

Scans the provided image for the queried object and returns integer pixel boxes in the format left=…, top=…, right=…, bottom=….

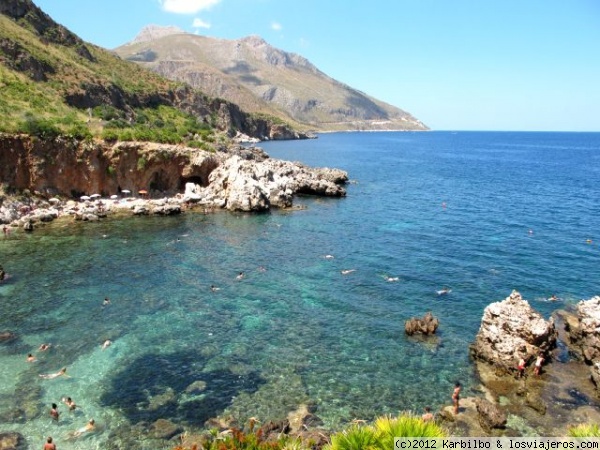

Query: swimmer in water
left=62, top=396, right=77, bottom=411
left=236, top=272, right=245, bottom=280
left=39, top=367, right=67, bottom=379
left=69, top=418, right=96, bottom=438
left=101, top=339, right=112, bottom=350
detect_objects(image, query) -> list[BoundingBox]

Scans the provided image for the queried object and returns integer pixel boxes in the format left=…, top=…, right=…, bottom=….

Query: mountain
left=0, top=0, right=305, bottom=144
left=115, top=26, right=428, bottom=132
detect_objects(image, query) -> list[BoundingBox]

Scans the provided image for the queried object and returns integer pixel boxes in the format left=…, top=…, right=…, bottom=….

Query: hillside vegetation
left=0, top=0, right=302, bottom=146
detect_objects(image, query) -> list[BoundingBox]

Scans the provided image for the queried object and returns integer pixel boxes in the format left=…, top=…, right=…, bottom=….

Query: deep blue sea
left=1, top=131, right=599, bottom=448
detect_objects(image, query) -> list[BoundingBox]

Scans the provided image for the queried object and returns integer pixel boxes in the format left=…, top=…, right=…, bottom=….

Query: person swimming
left=236, top=272, right=245, bottom=280
left=62, top=396, right=77, bottom=411
left=102, top=339, right=112, bottom=350
left=210, top=285, right=220, bottom=292
left=69, top=419, right=95, bottom=438
left=39, top=367, right=67, bottom=379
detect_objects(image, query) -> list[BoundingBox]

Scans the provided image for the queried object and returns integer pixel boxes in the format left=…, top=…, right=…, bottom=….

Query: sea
left=0, top=131, right=599, bottom=449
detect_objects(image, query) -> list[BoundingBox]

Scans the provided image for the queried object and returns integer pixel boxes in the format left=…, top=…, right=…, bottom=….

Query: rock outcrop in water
left=404, top=312, right=439, bottom=336
left=558, top=296, right=600, bottom=395
left=470, top=290, right=557, bottom=374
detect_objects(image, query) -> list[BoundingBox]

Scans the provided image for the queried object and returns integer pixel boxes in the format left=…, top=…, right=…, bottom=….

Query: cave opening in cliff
left=149, top=170, right=172, bottom=193
left=179, top=176, right=205, bottom=190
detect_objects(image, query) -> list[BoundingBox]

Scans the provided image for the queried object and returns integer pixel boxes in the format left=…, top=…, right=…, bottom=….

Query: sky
left=31, top=0, right=600, bottom=131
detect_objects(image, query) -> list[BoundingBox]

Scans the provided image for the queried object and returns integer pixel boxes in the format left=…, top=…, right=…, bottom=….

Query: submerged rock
left=471, top=290, right=557, bottom=374
left=0, top=432, right=25, bottom=450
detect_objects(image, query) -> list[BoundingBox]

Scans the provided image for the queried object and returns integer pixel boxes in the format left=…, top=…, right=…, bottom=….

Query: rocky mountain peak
left=129, top=25, right=186, bottom=45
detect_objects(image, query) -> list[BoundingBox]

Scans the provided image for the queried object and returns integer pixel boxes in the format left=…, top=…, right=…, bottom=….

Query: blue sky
left=32, top=0, right=600, bottom=131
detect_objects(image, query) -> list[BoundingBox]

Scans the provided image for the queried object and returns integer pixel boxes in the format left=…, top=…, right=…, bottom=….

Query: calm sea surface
left=1, top=131, right=599, bottom=448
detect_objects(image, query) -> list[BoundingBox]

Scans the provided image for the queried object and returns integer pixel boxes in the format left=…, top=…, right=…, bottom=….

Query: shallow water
left=1, top=131, right=599, bottom=448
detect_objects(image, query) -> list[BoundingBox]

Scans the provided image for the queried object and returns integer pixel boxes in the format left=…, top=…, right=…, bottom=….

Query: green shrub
left=325, top=414, right=447, bottom=450
left=102, top=129, right=119, bottom=141
left=18, top=115, right=60, bottom=139
left=137, top=156, right=147, bottom=171
left=327, top=424, right=379, bottom=450
left=568, top=424, right=600, bottom=437
left=374, top=414, right=446, bottom=449
left=66, top=122, right=92, bottom=140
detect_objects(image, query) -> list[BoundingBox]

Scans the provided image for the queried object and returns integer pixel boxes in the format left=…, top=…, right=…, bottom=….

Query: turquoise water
left=1, top=131, right=599, bottom=448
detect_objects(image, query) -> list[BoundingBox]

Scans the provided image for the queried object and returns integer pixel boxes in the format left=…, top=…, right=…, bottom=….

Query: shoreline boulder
left=470, top=290, right=557, bottom=374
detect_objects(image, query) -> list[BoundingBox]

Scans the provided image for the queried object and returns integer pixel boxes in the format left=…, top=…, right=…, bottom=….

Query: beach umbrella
left=48, top=198, right=60, bottom=203
left=110, top=195, right=119, bottom=199
left=90, top=194, right=101, bottom=199
left=121, top=190, right=131, bottom=194
left=80, top=195, right=91, bottom=201
left=138, top=190, right=148, bottom=195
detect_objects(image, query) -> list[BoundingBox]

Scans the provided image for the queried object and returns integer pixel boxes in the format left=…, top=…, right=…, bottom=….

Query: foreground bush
left=325, top=414, right=447, bottom=450
left=568, top=424, right=600, bottom=437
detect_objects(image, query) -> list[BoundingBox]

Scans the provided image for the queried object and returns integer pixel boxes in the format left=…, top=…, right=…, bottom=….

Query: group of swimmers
left=30, top=298, right=113, bottom=447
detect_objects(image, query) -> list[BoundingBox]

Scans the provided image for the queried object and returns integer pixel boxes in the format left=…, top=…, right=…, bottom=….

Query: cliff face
left=0, top=133, right=219, bottom=197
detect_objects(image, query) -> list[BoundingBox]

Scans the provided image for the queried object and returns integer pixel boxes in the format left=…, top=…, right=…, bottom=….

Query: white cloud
left=160, top=0, right=221, bottom=14
left=271, top=22, right=282, bottom=31
left=192, top=17, right=211, bottom=29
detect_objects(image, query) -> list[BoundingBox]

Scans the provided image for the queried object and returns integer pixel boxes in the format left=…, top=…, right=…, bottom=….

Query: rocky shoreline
left=0, top=137, right=348, bottom=232
left=439, top=291, right=600, bottom=437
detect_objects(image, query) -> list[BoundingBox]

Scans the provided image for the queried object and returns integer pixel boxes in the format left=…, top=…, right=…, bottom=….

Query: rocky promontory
left=470, top=290, right=557, bottom=374
left=447, top=290, right=600, bottom=438
left=0, top=134, right=348, bottom=230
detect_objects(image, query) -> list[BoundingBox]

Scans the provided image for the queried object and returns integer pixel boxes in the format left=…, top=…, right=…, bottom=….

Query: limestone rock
left=150, top=418, right=183, bottom=440
left=565, top=297, right=600, bottom=363
left=0, top=432, right=25, bottom=450
left=185, top=380, right=207, bottom=394
left=475, top=398, right=507, bottom=431
left=471, top=290, right=557, bottom=372
left=205, top=155, right=347, bottom=212
left=405, top=312, right=439, bottom=336
left=0, top=331, right=17, bottom=344
left=560, top=297, right=600, bottom=395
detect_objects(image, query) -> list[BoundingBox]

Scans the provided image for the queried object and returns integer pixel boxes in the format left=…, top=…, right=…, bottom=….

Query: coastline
left=2, top=132, right=600, bottom=449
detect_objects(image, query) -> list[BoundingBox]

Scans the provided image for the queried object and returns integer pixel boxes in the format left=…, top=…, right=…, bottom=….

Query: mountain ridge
left=116, top=26, right=428, bottom=132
